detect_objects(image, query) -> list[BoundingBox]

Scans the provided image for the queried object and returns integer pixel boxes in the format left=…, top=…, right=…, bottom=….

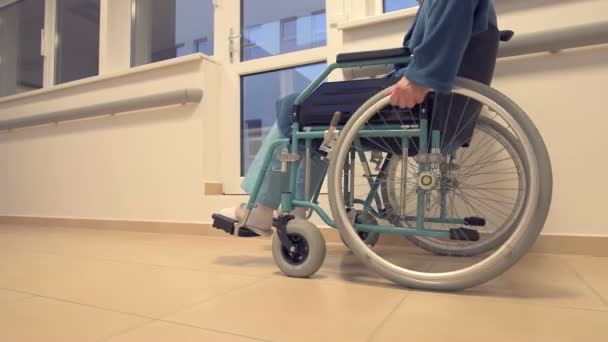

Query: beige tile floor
left=0, top=224, right=607, bottom=342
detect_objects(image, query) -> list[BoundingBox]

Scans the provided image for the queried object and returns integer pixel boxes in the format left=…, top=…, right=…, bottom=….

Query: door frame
left=217, top=0, right=329, bottom=194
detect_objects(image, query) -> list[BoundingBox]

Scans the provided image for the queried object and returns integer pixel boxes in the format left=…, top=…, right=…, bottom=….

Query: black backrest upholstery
left=432, top=25, right=500, bottom=154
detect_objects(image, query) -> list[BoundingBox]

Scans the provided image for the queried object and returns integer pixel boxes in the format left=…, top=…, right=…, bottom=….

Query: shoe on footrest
left=211, top=214, right=261, bottom=237
left=213, top=206, right=273, bottom=237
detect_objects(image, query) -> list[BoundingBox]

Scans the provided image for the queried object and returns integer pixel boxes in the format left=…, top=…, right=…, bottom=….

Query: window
left=242, top=24, right=266, bottom=60
left=280, top=17, right=297, bottom=54
left=384, top=0, right=419, bottom=13
left=311, top=10, right=326, bottom=48
left=278, top=10, right=326, bottom=54
left=55, top=0, right=100, bottom=84
left=241, top=0, right=326, bottom=61
left=241, top=63, right=326, bottom=174
left=0, top=0, right=45, bottom=97
left=131, top=0, right=214, bottom=67
left=194, top=37, right=210, bottom=54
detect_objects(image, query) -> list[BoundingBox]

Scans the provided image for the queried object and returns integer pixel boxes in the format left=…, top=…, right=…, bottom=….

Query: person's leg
left=219, top=119, right=292, bottom=235
left=240, top=123, right=288, bottom=209
left=239, top=92, right=301, bottom=207
left=220, top=94, right=297, bottom=235
left=274, top=92, right=328, bottom=218
left=219, top=98, right=331, bottom=230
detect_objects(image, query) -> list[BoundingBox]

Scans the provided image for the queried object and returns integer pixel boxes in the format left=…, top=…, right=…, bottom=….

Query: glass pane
left=55, top=0, right=100, bottom=84
left=242, top=0, right=326, bottom=61
left=384, top=0, right=419, bottom=13
left=132, top=0, right=214, bottom=67
left=0, top=0, right=45, bottom=97
left=241, top=63, right=326, bottom=175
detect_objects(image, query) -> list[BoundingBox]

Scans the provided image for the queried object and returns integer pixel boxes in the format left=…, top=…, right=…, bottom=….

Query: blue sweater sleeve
left=405, top=0, right=477, bottom=92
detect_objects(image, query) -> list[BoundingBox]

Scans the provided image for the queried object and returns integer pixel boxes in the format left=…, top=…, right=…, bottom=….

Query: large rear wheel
left=328, top=77, right=552, bottom=291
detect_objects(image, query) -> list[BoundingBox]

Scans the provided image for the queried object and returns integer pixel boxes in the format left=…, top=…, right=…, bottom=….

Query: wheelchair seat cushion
left=336, top=47, right=411, bottom=64
left=297, top=78, right=408, bottom=127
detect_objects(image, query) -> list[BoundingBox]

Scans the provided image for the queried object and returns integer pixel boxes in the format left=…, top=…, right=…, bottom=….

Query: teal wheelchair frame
left=243, top=55, right=461, bottom=240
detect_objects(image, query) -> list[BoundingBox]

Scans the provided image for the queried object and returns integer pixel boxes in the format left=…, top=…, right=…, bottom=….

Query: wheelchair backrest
left=433, top=24, right=501, bottom=154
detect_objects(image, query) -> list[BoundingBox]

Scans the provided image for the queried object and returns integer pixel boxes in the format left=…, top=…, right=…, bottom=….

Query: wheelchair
left=212, top=29, right=553, bottom=291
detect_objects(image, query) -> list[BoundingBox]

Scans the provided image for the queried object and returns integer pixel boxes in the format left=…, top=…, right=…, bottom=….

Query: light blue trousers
left=240, top=96, right=327, bottom=209
left=241, top=69, right=406, bottom=209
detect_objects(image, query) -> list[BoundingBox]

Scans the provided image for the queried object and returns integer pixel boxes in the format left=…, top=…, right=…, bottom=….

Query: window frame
left=1, top=0, right=105, bottom=98
left=220, top=0, right=330, bottom=194
left=129, top=0, right=215, bottom=68
left=0, top=0, right=50, bottom=98
left=52, top=0, right=101, bottom=87
left=239, top=0, right=327, bottom=63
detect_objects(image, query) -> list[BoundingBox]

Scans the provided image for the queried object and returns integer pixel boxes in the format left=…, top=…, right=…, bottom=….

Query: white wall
left=492, top=0, right=608, bottom=237
left=1, top=0, right=608, bottom=237
left=0, top=56, right=229, bottom=223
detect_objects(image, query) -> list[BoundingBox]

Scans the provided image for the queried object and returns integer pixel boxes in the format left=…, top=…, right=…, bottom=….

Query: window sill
left=0, top=53, right=216, bottom=106
left=338, top=7, right=418, bottom=31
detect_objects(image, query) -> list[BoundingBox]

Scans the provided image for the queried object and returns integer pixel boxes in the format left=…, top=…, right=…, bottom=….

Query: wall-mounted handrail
left=0, top=88, right=203, bottom=131
left=1, top=22, right=606, bottom=132
left=341, top=21, right=608, bottom=80
left=498, top=21, right=608, bottom=58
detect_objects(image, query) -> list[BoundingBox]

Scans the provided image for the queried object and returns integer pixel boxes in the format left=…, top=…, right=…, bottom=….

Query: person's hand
left=387, top=76, right=431, bottom=108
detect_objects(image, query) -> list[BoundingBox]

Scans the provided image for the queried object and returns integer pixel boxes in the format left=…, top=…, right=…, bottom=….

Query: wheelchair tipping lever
left=319, top=111, right=342, bottom=158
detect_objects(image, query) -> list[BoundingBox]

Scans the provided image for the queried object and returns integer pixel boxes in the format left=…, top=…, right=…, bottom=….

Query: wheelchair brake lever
left=319, top=111, right=342, bottom=158
left=323, top=111, right=342, bottom=145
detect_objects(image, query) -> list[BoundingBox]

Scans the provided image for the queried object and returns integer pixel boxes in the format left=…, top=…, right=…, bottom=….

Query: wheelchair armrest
left=337, top=32, right=512, bottom=65
left=336, top=47, right=411, bottom=64
left=342, top=64, right=394, bottom=81
left=500, top=30, right=515, bottom=42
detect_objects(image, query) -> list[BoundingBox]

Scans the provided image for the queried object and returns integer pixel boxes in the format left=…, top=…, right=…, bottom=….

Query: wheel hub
left=281, top=233, right=309, bottom=265
left=418, top=171, right=437, bottom=190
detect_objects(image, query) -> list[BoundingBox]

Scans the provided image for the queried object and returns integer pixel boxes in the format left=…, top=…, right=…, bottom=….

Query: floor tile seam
left=562, top=259, right=608, bottom=307
left=156, top=276, right=272, bottom=322
left=153, top=319, right=274, bottom=342
left=0, top=287, right=157, bottom=319
left=366, top=292, right=411, bottom=342
left=1, top=246, right=270, bottom=279
left=0, top=289, right=36, bottom=304
left=95, top=318, right=157, bottom=342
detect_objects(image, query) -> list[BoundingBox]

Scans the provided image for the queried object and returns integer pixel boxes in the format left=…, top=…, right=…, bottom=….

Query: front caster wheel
left=272, top=219, right=326, bottom=278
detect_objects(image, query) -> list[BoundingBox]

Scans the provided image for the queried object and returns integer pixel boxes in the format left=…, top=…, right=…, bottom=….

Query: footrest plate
left=211, top=214, right=261, bottom=238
